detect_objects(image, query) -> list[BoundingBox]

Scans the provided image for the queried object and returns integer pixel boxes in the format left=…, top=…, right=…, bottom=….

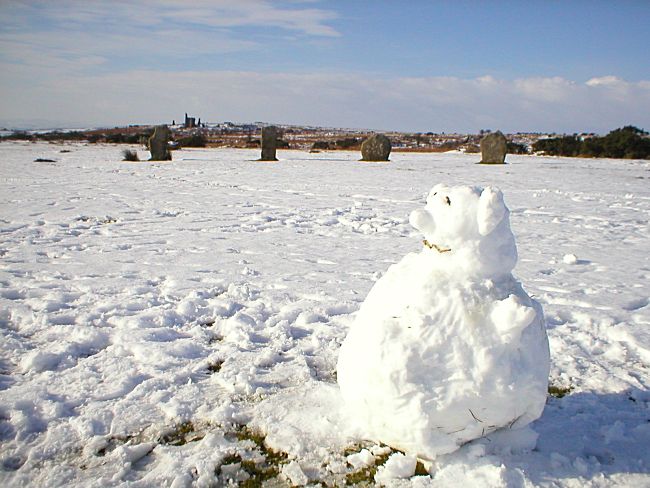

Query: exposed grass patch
left=234, top=425, right=288, bottom=466
left=76, top=215, right=117, bottom=225
left=344, top=445, right=392, bottom=485
left=217, top=425, right=289, bottom=486
left=208, top=334, right=224, bottom=344
left=415, top=461, right=429, bottom=476
left=345, top=451, right=390, bottom=485
left=207, top=360, right=224, bottom=374
left=218, top=452, right=283, bottom=487
left=158, top=421, right=204, bottom=446
left=343, top=444, right=429, bottom=485
left=346, top=467, right=378, bottom=485
left=548, top=384, right=573, bottom=398
left=96, top=432, right=144, bottom=456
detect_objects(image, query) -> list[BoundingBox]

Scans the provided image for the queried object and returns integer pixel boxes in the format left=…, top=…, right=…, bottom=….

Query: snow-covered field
left=1, top=142, right=648, bottom=487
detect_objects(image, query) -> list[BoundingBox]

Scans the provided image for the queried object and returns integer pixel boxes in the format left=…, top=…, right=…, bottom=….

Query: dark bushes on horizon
left=41, top=131, right=87, bottom=141
left=175, top=133, right=207, bottom=148
left=311, top=141, right=331, bottom=150
left=310, top=138, right=362, bottom=151
left=532, top=126, right=650, bottom=159
left=3, top=131, right=33, bottom=141
left=506, top=142, right=529, bottom=154
left=335, top=137, right=361, bottom=149
left=0, top=129, right=155, bottom=145
left=105, top=131, right=153, bottom=144
left=2, top=130, right=86, bottom=142
left=276, top=139, right=290, bottom=149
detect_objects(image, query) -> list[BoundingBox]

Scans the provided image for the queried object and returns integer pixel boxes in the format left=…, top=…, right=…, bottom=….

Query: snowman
left=337, top=184, right=550, bottom=460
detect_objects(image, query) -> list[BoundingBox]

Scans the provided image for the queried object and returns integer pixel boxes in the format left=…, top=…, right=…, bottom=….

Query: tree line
left=532, top=126, right=650, bottom=159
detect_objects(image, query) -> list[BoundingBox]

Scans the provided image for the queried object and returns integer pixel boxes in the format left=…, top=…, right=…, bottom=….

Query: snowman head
left=409, top=184, right=517, bottom=278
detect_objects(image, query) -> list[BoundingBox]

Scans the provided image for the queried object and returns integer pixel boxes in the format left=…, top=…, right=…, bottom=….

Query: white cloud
left=0, top=28, right=258, bottom=74
left=585, top=76, right=625, bottom=87
left=1, top=0, right=340, bottom=36
left=514, top=77, right=576, bottom=103
left=2, top=68, right=648, bottom=133
left=159, top=0, right=340, bottom=37
left=0, top=0, right=338, bottom=81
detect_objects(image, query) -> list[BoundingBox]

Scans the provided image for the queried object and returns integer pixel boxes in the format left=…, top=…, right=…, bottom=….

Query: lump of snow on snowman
left=337, top=184, right=550, bottom=460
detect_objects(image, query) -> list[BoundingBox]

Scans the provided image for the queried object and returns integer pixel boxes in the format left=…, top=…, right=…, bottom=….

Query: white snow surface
left=337, top=184, right=550, bottom=459
left=374, top=452, right=417, bottom=482
left=0, top=142, right=649, bottom=487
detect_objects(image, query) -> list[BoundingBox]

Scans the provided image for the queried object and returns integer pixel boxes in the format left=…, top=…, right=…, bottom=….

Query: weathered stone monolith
left=361, top=134, right=391, bottom=161
left=479, top=131, right=507, bottom=164
left=260, top=126, right=279, bottom=161
left=148, top=125, right=172, bottom=161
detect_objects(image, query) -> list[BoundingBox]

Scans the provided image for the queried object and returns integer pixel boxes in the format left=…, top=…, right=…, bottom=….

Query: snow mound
left=374, top=452, right=417, bottom=482
left=337, top=184, right=550, bottom=460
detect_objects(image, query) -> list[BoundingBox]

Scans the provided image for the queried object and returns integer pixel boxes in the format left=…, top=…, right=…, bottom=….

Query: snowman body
left=337, top=185, right=550, bottom=460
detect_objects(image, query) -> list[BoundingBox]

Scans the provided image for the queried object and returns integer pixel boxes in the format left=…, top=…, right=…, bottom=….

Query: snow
left=563, top=253, right=579, bottom=265
left=337, top=184, right=550, bottom=459
left=1, top=141, right=649, bottom=486
left=347, top=448, right=375, bottom=469
left=375, top=452, right=417, bottom=482
left=282, top=460, right=309, bottom=486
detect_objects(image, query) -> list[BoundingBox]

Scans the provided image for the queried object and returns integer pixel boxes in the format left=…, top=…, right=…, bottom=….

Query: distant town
left=2, top=113, right=648, bottom=159
left=151, top=113, right=555, bottom=154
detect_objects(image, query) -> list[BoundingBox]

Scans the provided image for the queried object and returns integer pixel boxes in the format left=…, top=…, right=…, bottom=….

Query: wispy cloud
left=0, top=0, right=339, bottom=75
left=1, top=1, right=340, bottom=36
left=155, top=0, right=340, bottom=37
left=0, top=28, right=258, bottom=73
left=2, top=68, right=648, bottom=133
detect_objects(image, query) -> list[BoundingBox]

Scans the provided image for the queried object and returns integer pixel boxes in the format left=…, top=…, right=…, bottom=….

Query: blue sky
left=1, top=0, right=649, bottom=132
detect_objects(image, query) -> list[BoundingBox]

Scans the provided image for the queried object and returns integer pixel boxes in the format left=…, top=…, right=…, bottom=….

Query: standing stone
left=148, top=125, right=172, bottom=161
left=479, top=131, right=507, bottom=164
left=361, top=134, right=391, bottom=161
left=260, top=126, right=279, bottom=161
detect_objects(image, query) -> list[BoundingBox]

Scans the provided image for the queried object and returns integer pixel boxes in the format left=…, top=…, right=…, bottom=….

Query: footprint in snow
left=622, top=297, right=649, bottom=311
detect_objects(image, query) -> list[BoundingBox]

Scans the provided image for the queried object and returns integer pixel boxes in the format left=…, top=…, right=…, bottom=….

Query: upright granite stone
left=361, top=134, right=391, bottom=161
left=480, top=131, right=507, bottom=164
left=260, top=126, right=279, bottom=161
left=148, top=125, right=172, bottom=161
